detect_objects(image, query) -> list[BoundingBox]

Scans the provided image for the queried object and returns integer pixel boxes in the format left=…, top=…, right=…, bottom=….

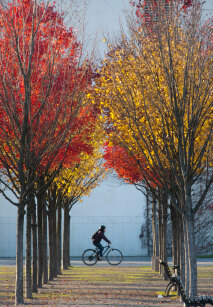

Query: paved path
left=0, top=257, right=213, bottom=267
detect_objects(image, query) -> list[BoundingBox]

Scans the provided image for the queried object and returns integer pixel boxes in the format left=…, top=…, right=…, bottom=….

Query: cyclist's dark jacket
left=93, top=231, right=110, bottom=244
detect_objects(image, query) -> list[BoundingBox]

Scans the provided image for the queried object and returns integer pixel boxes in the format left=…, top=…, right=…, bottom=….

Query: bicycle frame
left=95, top=245, right=111, bottom=256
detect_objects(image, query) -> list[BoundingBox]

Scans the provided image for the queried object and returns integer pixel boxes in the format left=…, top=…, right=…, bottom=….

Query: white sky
left=84, top=0, right=213, bottom=56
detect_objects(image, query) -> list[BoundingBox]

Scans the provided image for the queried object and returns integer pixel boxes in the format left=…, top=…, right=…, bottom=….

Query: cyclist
left=92, top=225, right=111, bottom=260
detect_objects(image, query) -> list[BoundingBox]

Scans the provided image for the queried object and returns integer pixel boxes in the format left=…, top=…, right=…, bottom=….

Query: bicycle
left=82, top=244, right=123, bottom=266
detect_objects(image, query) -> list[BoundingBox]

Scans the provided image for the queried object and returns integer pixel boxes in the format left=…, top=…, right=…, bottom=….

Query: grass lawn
left=0, top=265, right=212, bottom=306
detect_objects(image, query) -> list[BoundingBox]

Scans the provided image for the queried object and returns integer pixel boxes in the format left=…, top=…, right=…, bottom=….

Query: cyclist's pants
left=93, top=242, right=104, bottom=257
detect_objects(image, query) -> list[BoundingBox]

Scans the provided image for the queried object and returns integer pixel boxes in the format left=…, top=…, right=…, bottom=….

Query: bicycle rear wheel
left=106, top=248, right=123, bottom=265
left=82, top=249, right=98, bottom=266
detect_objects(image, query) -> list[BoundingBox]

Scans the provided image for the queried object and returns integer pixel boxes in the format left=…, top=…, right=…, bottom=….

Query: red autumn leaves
left=0, top=0, right=96, bottom=174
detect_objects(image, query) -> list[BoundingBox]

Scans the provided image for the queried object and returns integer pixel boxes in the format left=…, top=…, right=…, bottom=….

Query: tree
left=94, top=0, right=213, bottom=299
left=104, top=145, right=166, bottom=274
left=0, top=0, right=94, bottom=303
left=104, top=143, right=161, bottom=187
left=34, top=100, right=96, bottom=290
left=52, top=124, right=105, bottom=269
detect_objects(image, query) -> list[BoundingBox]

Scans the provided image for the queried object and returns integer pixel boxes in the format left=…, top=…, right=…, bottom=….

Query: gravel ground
left=0, top=265, right=213, bottom=306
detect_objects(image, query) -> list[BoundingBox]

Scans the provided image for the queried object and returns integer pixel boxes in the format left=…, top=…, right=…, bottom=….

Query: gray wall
left=0, top=216, right=146, bottom=257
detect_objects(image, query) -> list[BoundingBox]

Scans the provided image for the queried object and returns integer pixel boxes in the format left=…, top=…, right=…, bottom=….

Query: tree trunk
left=63, top=206, right=70, bottom=269
left=48, top=211, right=54, bottom=281
left=57, top=204, right=62, bottom=275
left=171, top=206, right=177, bottom=266
left=43, top=205, right=48, bottom=284
left=180, top=215, right=185, bottom=287
left=146, top=190, right=151, bottom=256
left=183, top=216, right=189, bottom=298
left=68, top=214, right=71, bottom=267
left=37, top=193, right=43, bottom=288
left=15, top=205, right=25, bottom=305
left=32, top=199, right=38, bottom=293
left=186, top=214, right=197, bottom=299
left=53, top=208, right=57, bottom=278
left=25, top=202, right=32, bottom=298
left=151, top=197, right=159, bottom=271
left=158, top=202, right=162, bottom=275
left=162, top=196, right=168, bottom=280
left=152, top=197, right=158, bottom=257
left=177, top=212, right=180, bottom=267
left=183, top=183, right=197, bottom=300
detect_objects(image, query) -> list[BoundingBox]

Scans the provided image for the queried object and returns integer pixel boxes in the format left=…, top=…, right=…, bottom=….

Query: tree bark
left=68, top=213, right=71, bottom=267
left=171, top=205, right=178, bottom=266
left=53, top=207, right=57, bottom=278
left=146, top=190, right=151, bottom=256
left=25, top=202, right=32, bottom=298
left=180, top=215, right=185, bottom=287
left=186, top=214, right=197, bottom=299
left=176, top=212, right=180, bottom=267
left=48, top=187, right=57, bottom=280
left=48, top=210, right=54, bottom=281
left=57, top=204, right=62, bottom=274
left=158, top=191, right=168, bottom=280
left=162, top=195, right=168, bottom=280
left=15, top=205, right=24, bottom=305
left=43, top=204, right=48, bottom=284
left=151, top=196, right=159, bottom=271
left=158, top=201, right=162, bottom=275
left=183, top=183, right=197, bottom=299
left=63, top=205, right=70, bottom=269
left=37, top=193, right=43, bottom=288
left=32, top=198, right=38, bottom=293
left=152, top=197, right=158, bottom=257
left=183, top=216, right=189, bottom=298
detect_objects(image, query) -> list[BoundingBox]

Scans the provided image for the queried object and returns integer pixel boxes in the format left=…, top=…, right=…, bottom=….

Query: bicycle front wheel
left=82, top=249, right=98, bottom=266
left=106, top=248, right=123, bottom=265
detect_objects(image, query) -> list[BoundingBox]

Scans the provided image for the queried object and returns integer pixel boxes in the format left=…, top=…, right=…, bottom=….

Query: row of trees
left=0, top=0, right=105, bottom=304
left=28, top=143, right=104, bottom=298
left=94, top=0, right=213, bottom=301
left=0, top=0, right=212, bottom=305
left=139, top=184, right=213, bottom=260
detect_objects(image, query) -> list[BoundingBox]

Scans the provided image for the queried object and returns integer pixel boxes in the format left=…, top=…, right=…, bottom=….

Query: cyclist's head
left=99, top=225, right=106, bottom=232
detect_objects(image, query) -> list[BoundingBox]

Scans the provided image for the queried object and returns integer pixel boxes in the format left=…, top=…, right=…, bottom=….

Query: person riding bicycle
left=92, top=225, right=111, bottom=260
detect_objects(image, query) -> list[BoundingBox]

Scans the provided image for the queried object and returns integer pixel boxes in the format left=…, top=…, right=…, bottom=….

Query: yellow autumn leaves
left=94, top=17, right=213, bottom=187
left=48, top=6, right=213, bottom=204
left=51, top=110, right=106, bottom=204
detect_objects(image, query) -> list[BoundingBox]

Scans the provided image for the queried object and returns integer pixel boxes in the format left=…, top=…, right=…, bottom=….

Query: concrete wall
left=0, top=215, right=146, bottom=257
